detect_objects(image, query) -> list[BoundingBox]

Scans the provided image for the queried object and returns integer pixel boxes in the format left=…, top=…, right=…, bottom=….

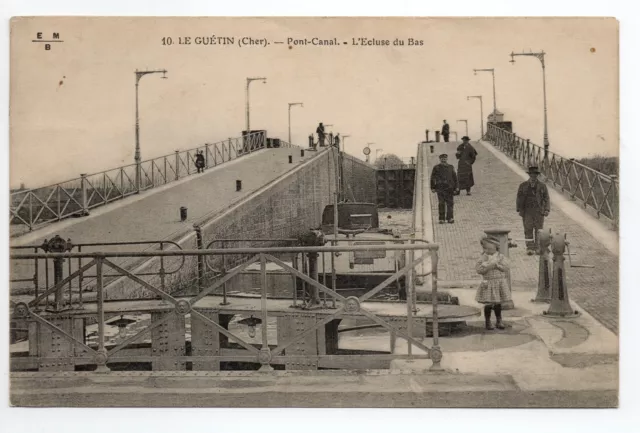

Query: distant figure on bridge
left=334, top=133, right=340, bottom=148
left=430, top=153, right=459, bottom=224
left=195, top=151, right=206, bottom=173
left=455, top=136, right=478, bottom=195
left=475, top=235, right=511, bottom=330
left=516, top=166, right=550, bottom=255
left=441, top=120, right=450, bottom=142
left=316, top=123, right=326, bottom=147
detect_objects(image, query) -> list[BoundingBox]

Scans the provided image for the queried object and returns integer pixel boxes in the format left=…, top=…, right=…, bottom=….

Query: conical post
left=532, top=229, right=552, bottom=303
left=544, top=232, right=579, bottom=318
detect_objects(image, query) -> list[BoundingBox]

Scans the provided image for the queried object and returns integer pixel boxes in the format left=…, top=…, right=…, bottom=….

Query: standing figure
left=441, top=120, right=450, bottom=143
left=516, top=166, right=550, bottom=255
left=195, top=151, right=206, bottom=173
left=316, top=123, right=326, bottom=147
left=455, top=136, right=478, bottom=195
left=475, top=235, right=511, bottom=330
left=334, top=133, right=340, bottom=148
left=430, top=153, right=459, bottom=224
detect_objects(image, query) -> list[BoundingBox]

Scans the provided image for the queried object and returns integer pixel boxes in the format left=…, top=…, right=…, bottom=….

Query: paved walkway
left=426, top=141, right=619, bottom=334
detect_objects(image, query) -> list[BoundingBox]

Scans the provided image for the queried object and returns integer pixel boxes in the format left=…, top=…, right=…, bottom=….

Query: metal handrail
left=10, top=243, right=443, bottom=372
left=485, top=123, right=619, bottom=228
left=10, top=132, right=301, bottom=233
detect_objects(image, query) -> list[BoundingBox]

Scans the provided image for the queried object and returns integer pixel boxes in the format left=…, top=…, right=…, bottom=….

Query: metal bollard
left=543, top=232, right=580, bottom=318
left=301, top=149, right=305, bottom=157
left=484, top=228, right=515, bottom=309
left=430, top=145, right=434, bottom=154
left=236, top=180, right=242, bottom=191
left=288, top=155, right=293, bottom=164
left=180, top=207, right=188, bottom=222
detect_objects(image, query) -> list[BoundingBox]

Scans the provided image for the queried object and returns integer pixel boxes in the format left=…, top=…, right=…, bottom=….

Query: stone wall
left=341, top=153, right=377, bottom=203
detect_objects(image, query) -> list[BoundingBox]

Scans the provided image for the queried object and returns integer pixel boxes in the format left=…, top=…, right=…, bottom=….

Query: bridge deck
left=425, top=140, right=619, bottom=334
left=10, top=148, right=310, bottom=286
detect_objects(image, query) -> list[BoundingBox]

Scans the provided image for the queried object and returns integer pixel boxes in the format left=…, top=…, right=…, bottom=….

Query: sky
left=10, top=17, right=618, bottom=188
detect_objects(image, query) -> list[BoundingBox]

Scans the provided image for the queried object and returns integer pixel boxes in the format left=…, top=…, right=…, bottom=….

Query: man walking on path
left=456, top=136, right=478, bottom=195
left=441, top=120, right=450, bottom=142
left=516, top=166, right=551, bottom=255
left=431, top=153, right=459, bottom=224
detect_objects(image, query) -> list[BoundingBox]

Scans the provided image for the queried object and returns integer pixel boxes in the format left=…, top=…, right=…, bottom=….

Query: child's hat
left=480, top=235, right=501, bottom=247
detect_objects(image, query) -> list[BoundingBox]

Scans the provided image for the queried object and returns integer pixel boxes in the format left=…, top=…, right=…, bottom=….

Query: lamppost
left=288, top=102, right=303, bottom=144
left=246, top=77, right=267, bottom=136
left=473, top=68, right=498, bottom=115
left=510, top=50, right=550, bottom=156
left=466, top=96, right=484, bottom=138
left=457, top=119, right=469, bottom=137
left=135, top=68, right=167, bottom=192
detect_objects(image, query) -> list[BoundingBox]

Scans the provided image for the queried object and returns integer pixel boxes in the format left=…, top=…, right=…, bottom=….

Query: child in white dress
left=475, top=236, right=512, bottom=330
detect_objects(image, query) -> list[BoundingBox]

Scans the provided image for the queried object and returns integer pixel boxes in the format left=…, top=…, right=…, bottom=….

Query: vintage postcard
left=8, top=17, right=619, bottom=408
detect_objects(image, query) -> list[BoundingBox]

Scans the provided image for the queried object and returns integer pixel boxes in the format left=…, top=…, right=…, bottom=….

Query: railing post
left=175, top=151, right=180, bottom=180
left=429, top=249, right=443, bottom=371
left=610, top=175, right=619, bottom=230
left=80, top=174, right=88, bottom=216
left=194, top=225, right=204, bottom=293
left=221, top=241, right=229, bottom=306
left=120, top=168, right=125, bottom=197
left=28, top=193, right=33, bottom=231
left=164, top=157, right=168, bottom=184
left=258, top=253, right=274, bottom=371
left=406, top=248, right=414, bottom=358
left=95, top=255, right=110, bottom=373
left=205, top=144, right=210, bottom=168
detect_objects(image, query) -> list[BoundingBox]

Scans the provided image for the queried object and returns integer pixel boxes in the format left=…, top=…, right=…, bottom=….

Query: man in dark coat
left=431, top=153, right=459, bottom=224
left=316, top=123, right=326, bottom=147
left=441, top=120, right=450, bottom=143
left=455, top=136, right=478, bottom=195
left=195, top=151, right=206, bottom=173
left=516, top=166, right=551, bottom=255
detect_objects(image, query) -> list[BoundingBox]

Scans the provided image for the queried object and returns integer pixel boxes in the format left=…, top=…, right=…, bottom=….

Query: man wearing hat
left=516, top=166, right=551, bottom=255
left=430, top=153, right=459, bottom=223
left=441, top=120, right=450, bottom=143
left=455, top=136, right=478, bottom=195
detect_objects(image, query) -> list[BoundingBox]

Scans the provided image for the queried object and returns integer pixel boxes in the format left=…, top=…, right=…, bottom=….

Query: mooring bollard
left=430, top=145, right=434, bottom=154
left=288, top=155, right=293, bottom=164
left=180, top=206, right=187, bottom=222
left=236, top=180, right=242, bottom=191
left=301, top=149, right=305, bottom=157
left=544, top=232, right=580, bottom=318
left=484, top=228, right=515, bottom=310
left=532, top=229, right=552, bottom=303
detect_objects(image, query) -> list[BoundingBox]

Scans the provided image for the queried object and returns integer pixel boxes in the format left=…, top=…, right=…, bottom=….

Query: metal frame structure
left=10, top=243, right=443, bottom=372
left=485, top=123, right=619, bottom=229
left=10, top=132, right=299, bottom=234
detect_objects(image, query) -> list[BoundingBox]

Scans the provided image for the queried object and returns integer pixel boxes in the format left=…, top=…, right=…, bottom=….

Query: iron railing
left=10, top=132, right=299, bottom=234
left=10, top=240, right=185, bottom=309
left=10, top=243, right=443, bottom=372
left=485, top=123, right=619, bottom=228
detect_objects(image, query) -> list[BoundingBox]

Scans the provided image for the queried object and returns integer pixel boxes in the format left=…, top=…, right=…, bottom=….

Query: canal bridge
left=9, top=123, right=619, bottom=375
